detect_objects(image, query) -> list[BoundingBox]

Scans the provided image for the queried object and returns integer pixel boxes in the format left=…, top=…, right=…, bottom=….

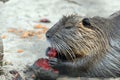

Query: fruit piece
left=7, top=27, right=48, bottom=40
left=21, top=31, right=34, bottom=38
left=40, top=18, right=51, bottom=23
left=1, top=35, right=7, bottom=39
left=34, top=24, right=43, bottom=29
left=27, top=31, right=34, bottom=36
left=34, top=24, right=48, bottom=33
left=8, top=28, right=16, bottom=33
left=46, top=47, right=57, bottom=58
left=21, top=32, right=29, bottom=38
left=17, top=49, right=24, bottom=53
left=33, top=48, right=58, bottom=73
left=34, top=58, right=58, bottom=73
left=35, top=58, right=51, bottom=70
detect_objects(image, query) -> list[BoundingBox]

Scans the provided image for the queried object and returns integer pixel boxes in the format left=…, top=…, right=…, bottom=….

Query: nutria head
left=46, top=15, right=109, bottom=61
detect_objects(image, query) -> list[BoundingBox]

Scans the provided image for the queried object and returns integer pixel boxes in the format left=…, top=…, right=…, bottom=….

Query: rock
left=0, top=38, right=4, bottom=75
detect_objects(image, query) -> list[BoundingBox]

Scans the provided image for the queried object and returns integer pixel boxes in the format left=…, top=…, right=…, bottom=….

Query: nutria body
left=46, top=11, right=120, bottom=78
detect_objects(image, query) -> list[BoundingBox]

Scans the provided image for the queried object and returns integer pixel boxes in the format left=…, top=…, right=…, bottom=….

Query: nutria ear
left=82, top=18, right=92, bottom=28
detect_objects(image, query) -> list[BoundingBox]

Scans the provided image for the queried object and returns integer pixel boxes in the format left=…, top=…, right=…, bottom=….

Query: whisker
left=54, top=35, right=76, bottom=60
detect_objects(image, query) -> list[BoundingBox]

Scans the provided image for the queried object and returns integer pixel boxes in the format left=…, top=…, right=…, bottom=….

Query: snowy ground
left=0, top=0, right=120, bottom=80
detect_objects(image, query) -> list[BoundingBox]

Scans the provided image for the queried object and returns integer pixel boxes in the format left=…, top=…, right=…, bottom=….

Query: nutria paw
left=48, top=58, right=62, bottom=69
left=24, top=58, right=59, bottom=80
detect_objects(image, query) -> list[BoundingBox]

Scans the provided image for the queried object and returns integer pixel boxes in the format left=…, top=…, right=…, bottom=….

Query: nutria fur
left=46, top=10, right=120, bottom=78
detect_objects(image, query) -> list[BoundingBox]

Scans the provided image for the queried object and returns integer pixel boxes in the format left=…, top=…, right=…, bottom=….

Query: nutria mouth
left=46, top=47, right=68, bottom=61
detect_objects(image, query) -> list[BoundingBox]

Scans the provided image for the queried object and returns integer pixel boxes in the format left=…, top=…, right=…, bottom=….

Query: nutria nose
left=46, top=32, right=51, bottom=39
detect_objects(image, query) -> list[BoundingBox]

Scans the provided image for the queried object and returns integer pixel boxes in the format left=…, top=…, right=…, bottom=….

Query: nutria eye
left=82, top=18, right=91, bottom=28
left=65, top=26, right=73, bottom=29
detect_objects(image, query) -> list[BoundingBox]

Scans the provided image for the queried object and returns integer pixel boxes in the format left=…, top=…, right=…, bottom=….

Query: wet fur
left=46, top=11, right=120, bottom=78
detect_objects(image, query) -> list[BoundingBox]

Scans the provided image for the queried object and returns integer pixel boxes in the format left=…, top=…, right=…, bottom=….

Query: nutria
left=24, top=11, right=120, bottom=80
left=46, top=10, right=120, bottom=78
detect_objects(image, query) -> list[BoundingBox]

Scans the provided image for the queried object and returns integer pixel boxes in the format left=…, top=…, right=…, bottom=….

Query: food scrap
left=33, top=48, right=58, bottom=73
left=21, top=31, right=34, bottom=38
left=34, top=24, right=48, bottom=33
left=8, top=28, right=17, bottom=33
left=40, top=18, right=51, bottom=23
left=34, top=58, right=58, bottom=73
left=34, top=24, right=43, bottom=29
left=35, top=58, right=51, bottom=70
left=1, top=35, right=7, bottom=39
left=46, top=48, right=57, bottom=58
left=7, top=24, right=48, bottom=39
left=17, top=49, right=24, bottom=53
